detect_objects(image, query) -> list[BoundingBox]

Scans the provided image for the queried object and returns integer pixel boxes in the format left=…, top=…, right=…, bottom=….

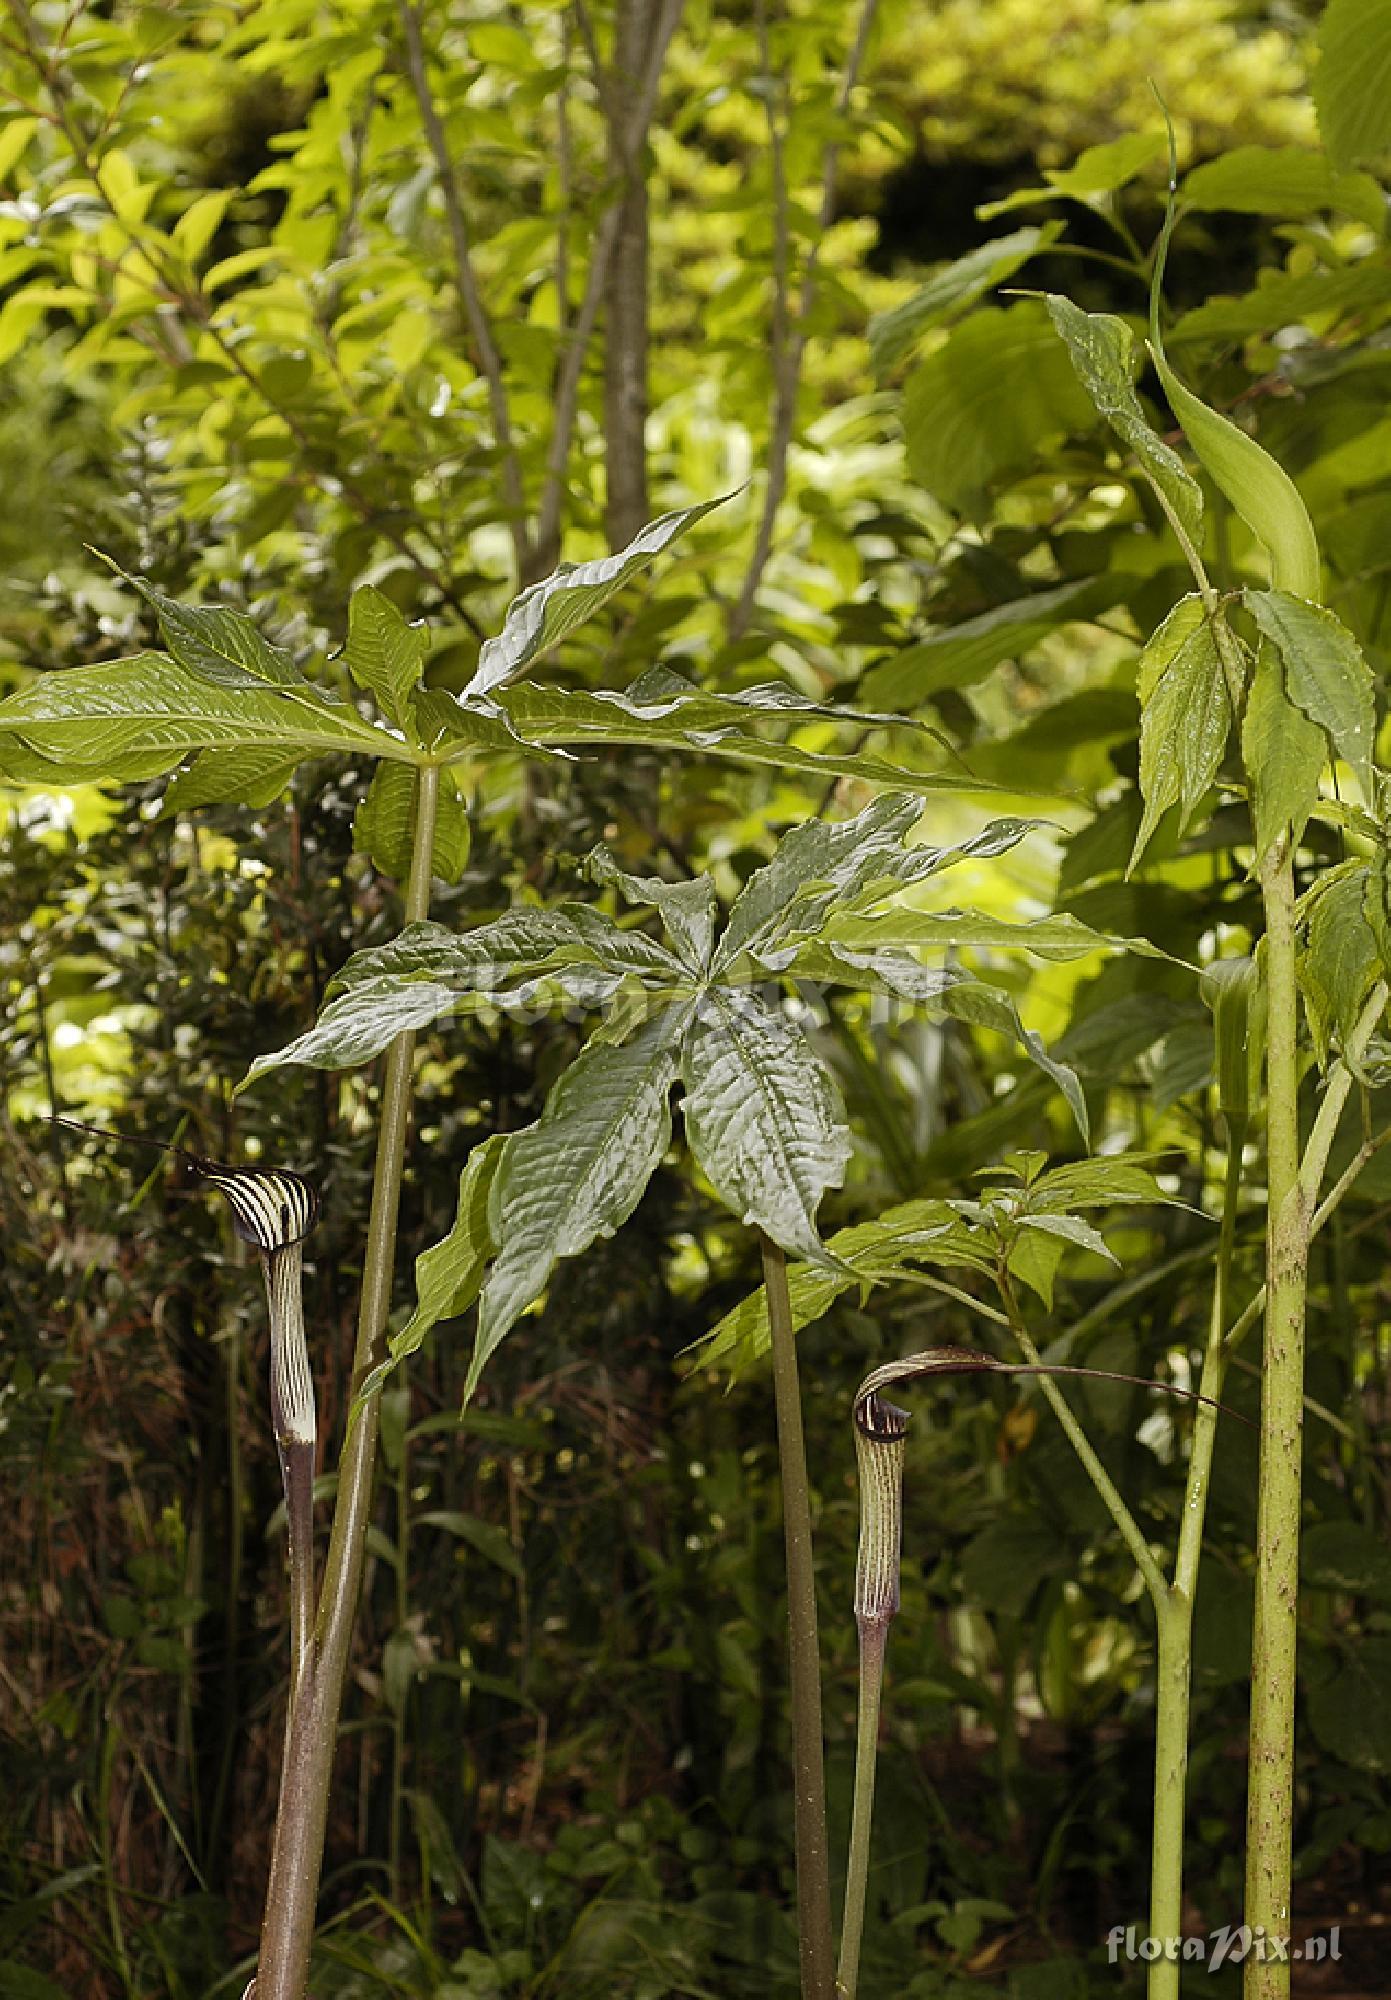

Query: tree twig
left=398, top=0, right=532, bottom=585
left=730, top=0, right=880, bottom=638
left=533, top=0, right=685, bottom=575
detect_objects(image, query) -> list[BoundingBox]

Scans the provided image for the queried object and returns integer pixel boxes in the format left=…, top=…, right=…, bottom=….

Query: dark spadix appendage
left=47, top=1114, right=318, bottom=1250
left=853, top=1342, right=1252, bottom=1438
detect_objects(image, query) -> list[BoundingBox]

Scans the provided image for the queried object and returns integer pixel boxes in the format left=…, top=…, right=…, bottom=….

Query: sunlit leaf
left=1314, top=0, right=1391, bottom=170
left=343, top=585, right=427, bottom=730
left=464, top=496, right=732, bottom=698
left=1045, top=296, right=1203, bottom=546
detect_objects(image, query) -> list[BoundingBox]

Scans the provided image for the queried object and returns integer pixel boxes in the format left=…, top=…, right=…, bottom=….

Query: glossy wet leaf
left=343, top=584, right=428, bottom=729
left=464, top=496, right=732, bottom=698
left=680, top=990, right=851, bottom=1270
left=0, top=651, right=402, bottom=773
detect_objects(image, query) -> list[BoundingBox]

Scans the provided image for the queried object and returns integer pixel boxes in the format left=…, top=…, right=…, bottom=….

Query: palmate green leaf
left=357, top=1134, right=507, bottom=1404
left=689, top=1198, right=992, bottom=1378
left=1246, top=590, right=1376, bottom=804
left=716, top=793, right=922, bottom=971
left=1044, top=297, right=1203, bottom=546
left=860, top=576, right=1125, bottom=708
left=938, top=982, right=1089, bottom=1144
left=809, top=941, right=1089, bottom=1142
left=463, top=496, right=732, bottom=699
left=868, top=223, right=1061, bottom=373
left=680, top=988, right=852, bottom=1270
left=903, top=303, right=1097, bottom=518
left=353, top=763, right=471, bottom=884
left=1130, top=594, right=1233, bottom=871
left=242, top=974, right=480, bottom=1085
left=1241, top=641, right=1326, bottom=862
left=343, top=585, right=427, bottom=730
left=468, top=1009, right=689, bottom=1400
left=0, top=651, right=403, bottom=777
left=1300, top=864, right=1381, bottom=1065
left=323, top=909, right=659, bottom=999
left=1314, top=0, right=1391, bottom=171
left=0, top=734, right=179, bottom=786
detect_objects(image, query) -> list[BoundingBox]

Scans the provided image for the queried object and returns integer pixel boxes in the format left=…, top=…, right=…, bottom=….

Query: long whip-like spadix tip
left=46, top=1114, right=320, bottom=1249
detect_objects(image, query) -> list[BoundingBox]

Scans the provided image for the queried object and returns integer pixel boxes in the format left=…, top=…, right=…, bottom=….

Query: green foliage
left=9, top=6, right=1391, bottom=1994
left=250, top=793, right=1085, bottom=1399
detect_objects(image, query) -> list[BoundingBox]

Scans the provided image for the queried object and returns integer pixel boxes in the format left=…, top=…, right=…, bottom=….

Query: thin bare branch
left=730, top=0, right=880, bottom=638
left=398, top=0, right=532, bottom=584
left=533, top=0, right=685, bottom=576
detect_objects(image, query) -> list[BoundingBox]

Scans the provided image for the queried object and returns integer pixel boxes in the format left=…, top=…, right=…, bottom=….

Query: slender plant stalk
left=838, top=1624, right=884, bottom=2000
left=1147, top=1133, right=1242, bottom=2000
left=1244, top=838, right=1307, bottom=1996
left=253, top=765, right=441, bottom=2000
left=730, top=0, right=879, bottom=637
left=999, top=1271, right=1168, bottom=1609
left=761, top=1233, right=836, bottom=2000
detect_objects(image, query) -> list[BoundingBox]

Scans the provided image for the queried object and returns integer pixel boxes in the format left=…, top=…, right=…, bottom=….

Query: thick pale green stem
left=1245, top=841, right=1307, bottom=1999
left=761, top=1234, right=836, bottom=2000
left=253, top=764, right=440, bottom=2000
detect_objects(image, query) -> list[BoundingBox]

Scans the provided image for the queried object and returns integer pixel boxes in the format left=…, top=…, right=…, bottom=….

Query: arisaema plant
left=2, top=501, right=1049, bottom=1999
left=242, top=790, right=1151, bottom=2000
